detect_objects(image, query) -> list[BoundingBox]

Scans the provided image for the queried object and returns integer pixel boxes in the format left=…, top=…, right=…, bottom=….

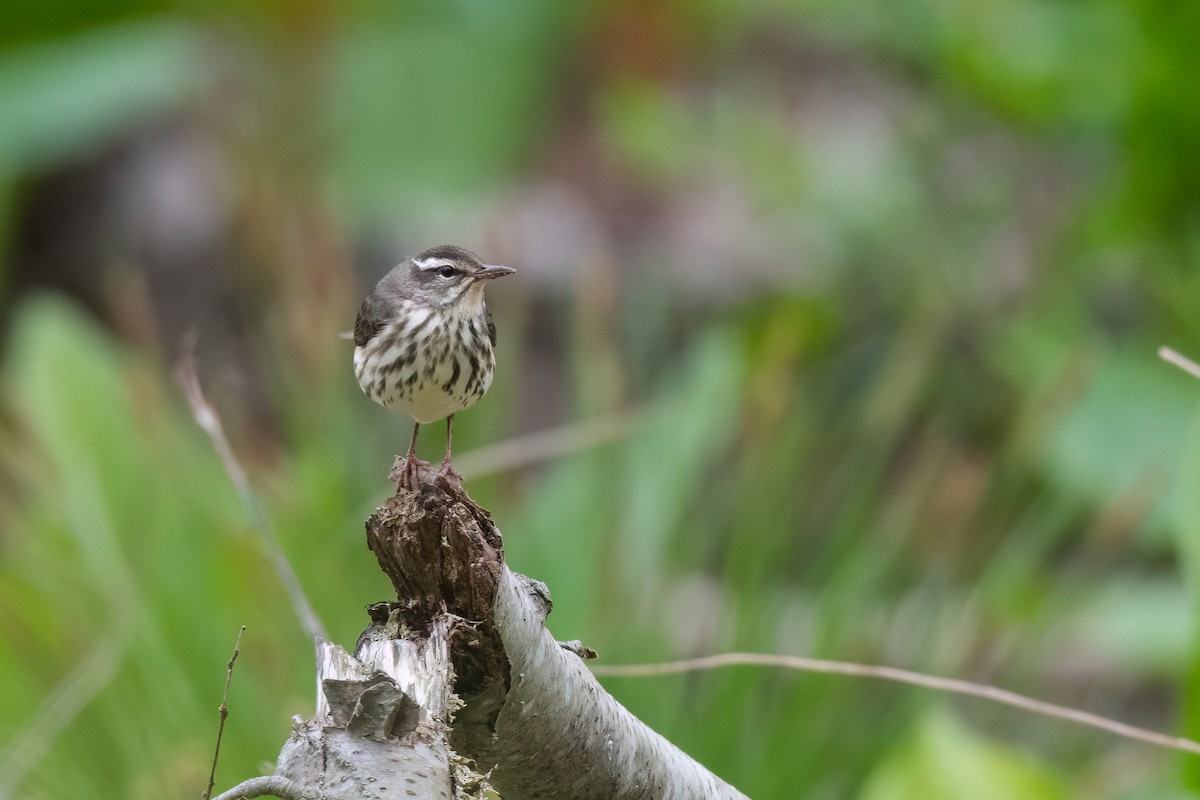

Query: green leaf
left=0, top=19, right=199, bottom=172
left=859, top=709, right=1073, bottom=800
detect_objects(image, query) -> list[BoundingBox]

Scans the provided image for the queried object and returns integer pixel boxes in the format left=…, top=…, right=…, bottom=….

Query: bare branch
left=213, top=775, right=335, bottom=800
left=453, top=412, right=634, bottom=479
left=176, top=336, right=326, bottom=642
left=204, top=626, right=246, bottom=800
left=591, top=652, right=1200, bottom=756
left=1159, top=346, right=1200, bottom=380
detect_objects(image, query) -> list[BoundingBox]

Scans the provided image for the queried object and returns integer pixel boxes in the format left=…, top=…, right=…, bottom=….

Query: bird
left=352, top=244, right=515, bottom=489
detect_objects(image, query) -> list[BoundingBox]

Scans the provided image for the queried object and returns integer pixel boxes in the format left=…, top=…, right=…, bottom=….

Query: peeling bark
left=214, top=629, right=462, bottom=800
left=215, top=470, right=746, bottom=800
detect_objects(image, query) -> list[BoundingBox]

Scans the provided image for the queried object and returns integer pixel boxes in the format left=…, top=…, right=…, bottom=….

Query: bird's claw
left=390, top=454, right=431, bottom=492
left=435, top=459, right=464, bottom=489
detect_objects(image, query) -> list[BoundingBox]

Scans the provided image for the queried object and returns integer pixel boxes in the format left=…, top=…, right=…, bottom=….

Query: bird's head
left=390, top=244, right=515, bottom=311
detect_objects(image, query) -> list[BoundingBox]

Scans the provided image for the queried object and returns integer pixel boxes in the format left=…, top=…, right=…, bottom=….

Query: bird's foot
left=389, top=453, right=432, bottom=492
left=435, top=458, right=464, bottom=489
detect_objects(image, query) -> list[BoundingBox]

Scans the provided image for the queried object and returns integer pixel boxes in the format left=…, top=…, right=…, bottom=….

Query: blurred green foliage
left=861, top=709, right=1073, bottom=800
left=0, top=21, right=197, bottom=174
left=2, top=0, right=1200, bottom=798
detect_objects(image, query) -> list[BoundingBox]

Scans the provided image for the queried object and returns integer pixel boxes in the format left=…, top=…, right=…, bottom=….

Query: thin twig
left=176, top=336, right=326, bottom=642
left=453, top=412, right=635, bottom=479
left=1159, top=346, right=1200, bottom=381
left=204, top=626, right=246, bottom=800
left=591, top=652, right=1200, bottom=756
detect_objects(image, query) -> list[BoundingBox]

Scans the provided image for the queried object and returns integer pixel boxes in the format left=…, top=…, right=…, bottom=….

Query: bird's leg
left=407, top=420, right=421, bottom=461
left=390, top=422, right=423, bottom=490
left=437, top=414, right=464, bottom=484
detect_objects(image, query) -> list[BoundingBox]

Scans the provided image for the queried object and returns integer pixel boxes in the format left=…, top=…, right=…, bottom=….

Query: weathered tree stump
left=216, top=468, right=746, bottom=799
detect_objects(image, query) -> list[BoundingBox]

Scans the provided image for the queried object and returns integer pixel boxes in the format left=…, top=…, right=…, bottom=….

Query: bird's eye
left=437, top=265, right=456, bottom=278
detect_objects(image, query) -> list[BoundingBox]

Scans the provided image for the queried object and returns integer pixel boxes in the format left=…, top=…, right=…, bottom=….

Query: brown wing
left=354, top=293, right=388, bottom=347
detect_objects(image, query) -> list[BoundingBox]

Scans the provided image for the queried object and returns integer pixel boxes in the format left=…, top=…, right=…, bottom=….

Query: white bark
left=461, top=568, right=747, bottom=799
left=213, top=476, right=747, bottom=800
left=215, top=622, right=460, bottom=800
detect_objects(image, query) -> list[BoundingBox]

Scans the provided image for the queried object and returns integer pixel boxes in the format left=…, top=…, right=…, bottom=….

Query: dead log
left=215, top=467, right=746, bottom=799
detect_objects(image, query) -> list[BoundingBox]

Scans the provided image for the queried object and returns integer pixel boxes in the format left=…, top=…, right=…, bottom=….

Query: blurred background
left=1, top=1, right=1199, bottom=798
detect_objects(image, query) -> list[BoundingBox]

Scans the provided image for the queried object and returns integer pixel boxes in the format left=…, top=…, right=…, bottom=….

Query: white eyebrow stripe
left=415, top=258, right=457, bottom=271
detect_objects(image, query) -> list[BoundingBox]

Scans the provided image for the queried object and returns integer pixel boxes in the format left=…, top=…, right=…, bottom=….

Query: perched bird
left=353, top=245, right=515, bottom=488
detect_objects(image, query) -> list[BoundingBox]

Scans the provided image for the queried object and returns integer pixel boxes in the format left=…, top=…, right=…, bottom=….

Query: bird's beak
left=471, top=265, right=516, bottom=281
